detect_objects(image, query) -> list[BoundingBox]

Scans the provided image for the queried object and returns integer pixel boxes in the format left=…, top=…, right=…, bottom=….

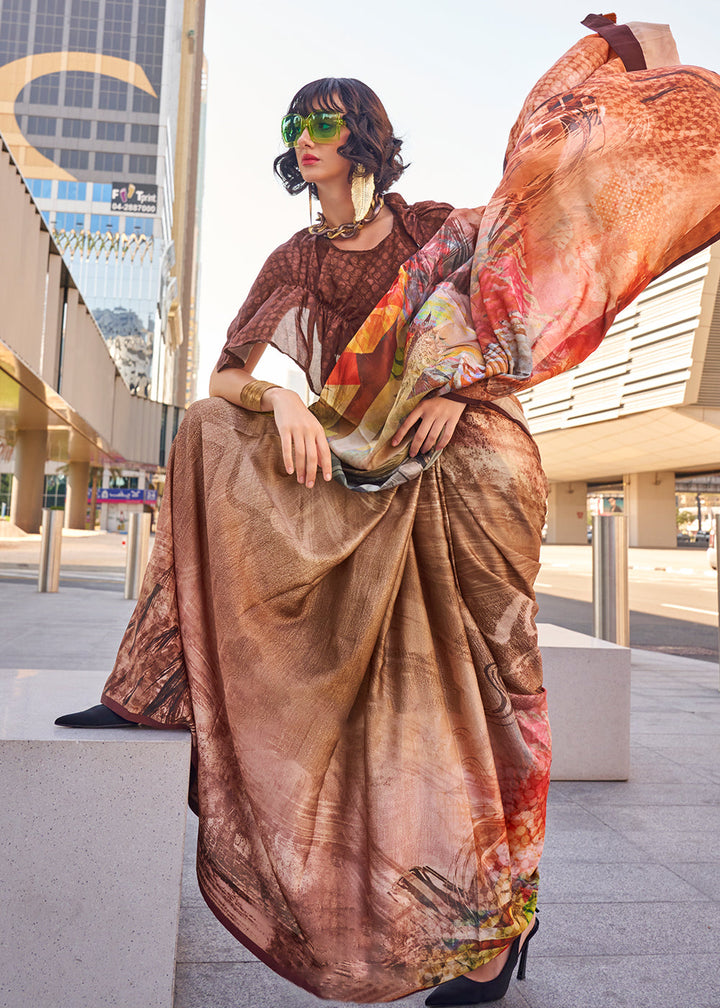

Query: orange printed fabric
left=314, top=15, right=720, bottom=490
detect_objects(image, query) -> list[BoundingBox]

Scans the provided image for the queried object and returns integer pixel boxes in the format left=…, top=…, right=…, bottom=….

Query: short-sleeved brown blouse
left=216, top=192, right=453, bottom=394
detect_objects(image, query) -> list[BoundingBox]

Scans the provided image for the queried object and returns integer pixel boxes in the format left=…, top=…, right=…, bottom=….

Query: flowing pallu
left=314, top=15, right=720, bottom=490
left=102, top=15, right=720, bottom=1003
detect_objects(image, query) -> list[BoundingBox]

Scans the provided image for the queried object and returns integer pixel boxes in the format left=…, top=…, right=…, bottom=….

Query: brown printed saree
left=104, top=396, right=549, bottom=1001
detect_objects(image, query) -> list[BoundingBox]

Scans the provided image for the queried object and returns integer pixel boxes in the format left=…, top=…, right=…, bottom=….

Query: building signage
left=110, top=182, right=158, bottom=215
left=90, top=488, right=158, bottom=503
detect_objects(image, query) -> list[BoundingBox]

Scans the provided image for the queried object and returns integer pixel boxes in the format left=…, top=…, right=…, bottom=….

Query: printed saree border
left=581, top=13, right=647, bottom=71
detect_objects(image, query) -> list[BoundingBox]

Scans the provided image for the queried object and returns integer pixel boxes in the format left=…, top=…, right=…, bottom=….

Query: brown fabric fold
left=102, top=397, right=551, bottom=1001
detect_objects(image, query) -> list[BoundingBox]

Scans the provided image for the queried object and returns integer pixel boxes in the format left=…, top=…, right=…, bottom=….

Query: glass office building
left=0, top=0, right=203, bottom=403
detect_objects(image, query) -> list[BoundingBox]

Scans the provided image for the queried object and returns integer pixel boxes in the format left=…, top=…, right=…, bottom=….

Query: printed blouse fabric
left=217, top=194, right=453, bottom=393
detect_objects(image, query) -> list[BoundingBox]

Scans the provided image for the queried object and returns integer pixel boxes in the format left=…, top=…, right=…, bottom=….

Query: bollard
left=715, top=512, right=720, bottom=679
left=592, top=514, right=629, bottom=646
left=38, top=508, right=63, bottom=593
left=124, top=511, right=152, bottom=600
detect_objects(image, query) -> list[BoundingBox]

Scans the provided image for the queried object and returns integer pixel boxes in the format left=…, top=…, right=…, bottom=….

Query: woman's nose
left=296, top=126, right=312, bottom=146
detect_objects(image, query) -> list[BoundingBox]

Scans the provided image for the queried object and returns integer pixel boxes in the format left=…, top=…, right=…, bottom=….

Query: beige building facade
left=1, top=136, right=176, bottom=533
left=520, top=244, right=720, bottom=546
left=0, top=0, right=206, bottom=409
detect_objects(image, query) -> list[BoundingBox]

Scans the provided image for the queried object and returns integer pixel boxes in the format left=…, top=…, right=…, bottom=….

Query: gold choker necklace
left=308, top=194, right=384, bottom=240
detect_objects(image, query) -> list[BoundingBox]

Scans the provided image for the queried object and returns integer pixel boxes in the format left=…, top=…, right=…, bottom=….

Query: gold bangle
left=239, top=380, right=281, bottom=412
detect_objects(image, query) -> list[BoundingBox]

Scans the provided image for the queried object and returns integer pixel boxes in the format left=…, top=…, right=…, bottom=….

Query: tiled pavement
left=1, top=537, right=719, bottom=1008
left=174, top=650, right=720, bottom=1008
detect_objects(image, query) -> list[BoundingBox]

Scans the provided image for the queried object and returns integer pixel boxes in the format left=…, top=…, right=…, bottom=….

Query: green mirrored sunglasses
left=280, top=111, right=346, bottom=147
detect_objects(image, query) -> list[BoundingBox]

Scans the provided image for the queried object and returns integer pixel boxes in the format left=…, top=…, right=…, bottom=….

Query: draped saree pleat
left=102, top=397, right=551, bottom=1001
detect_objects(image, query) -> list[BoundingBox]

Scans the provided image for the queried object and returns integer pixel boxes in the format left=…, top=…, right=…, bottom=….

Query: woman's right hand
left=263, top=388, right=333, bottom=489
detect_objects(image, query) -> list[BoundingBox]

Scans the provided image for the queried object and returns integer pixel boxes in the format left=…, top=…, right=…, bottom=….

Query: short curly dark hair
left=273, top=78, right=406, bottom=197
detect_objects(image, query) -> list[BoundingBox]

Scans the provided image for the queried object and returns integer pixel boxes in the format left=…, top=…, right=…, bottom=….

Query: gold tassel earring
left=308, top=185, right=313, bottom=225
left=351, top=165, right=375, bottom=223
left=308, top=166, right=383, bottom=239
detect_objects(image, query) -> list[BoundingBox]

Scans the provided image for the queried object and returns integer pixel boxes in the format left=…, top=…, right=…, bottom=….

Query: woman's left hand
left=391, top=397, right=466, bottom=457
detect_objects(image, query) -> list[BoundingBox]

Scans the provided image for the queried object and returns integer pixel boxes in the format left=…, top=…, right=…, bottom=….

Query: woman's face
left=294, top=104, right=352, bottom=191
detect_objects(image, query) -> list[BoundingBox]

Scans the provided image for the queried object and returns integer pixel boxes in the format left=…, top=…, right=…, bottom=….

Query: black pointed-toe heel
left=54, top=704, right=137, bottom=728
left=425, top=915, right=539, bottom=1006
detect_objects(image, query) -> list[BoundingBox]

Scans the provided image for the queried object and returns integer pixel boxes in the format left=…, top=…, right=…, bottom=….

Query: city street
left=2, top=531, right=719, bottom=1008
left=1, top=533, right=718, bottom=664
left=537, top=544, right=719, bottom=662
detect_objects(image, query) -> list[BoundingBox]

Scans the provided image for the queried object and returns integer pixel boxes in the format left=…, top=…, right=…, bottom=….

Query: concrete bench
left=538, top=623, right=631, bottom=781
left=0, top=668, right=191, bottom=1008
left=0, top=625, right=628, bottom=1007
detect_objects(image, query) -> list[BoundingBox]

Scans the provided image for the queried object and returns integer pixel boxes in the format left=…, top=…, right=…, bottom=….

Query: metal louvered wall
left=518, top=247, right=717, bottom=431
left=696, top=265, right=720, bottom=407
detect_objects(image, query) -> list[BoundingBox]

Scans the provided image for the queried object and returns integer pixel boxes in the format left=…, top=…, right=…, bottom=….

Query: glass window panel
left=132, top=92, right=158, bottom=114
left=98, top=78, right=127, bottom=111
left=55, top=212, right=85, bottom=230
left=128, top=154, right=156, bottom=176
left=27, top=115, right=56, bottom=136
left=103, top=0, right=132, bottom=58
left=34, top=0, right=65, bottom=49
left=69, top=0, right=98, bottom=49
left=58, top=149, right=89, bottom=170
left=29, top=73, right=60, bottom=104
left=94, top=151, right=124, bottom=172
left=97, top=121, right=126, bottom=142
left=124, top=216, right=154, bottom=236
left=27, top=178, right=53, bottom=199
left=57, top=180, right=87, bottom=200
left=90, top=214, right=119, bottom=233
left=130, top=123, right=159, bottom=145
left=62, top=118, right=91, bottom=139
left=92, top=182, right=113, bottom=202
left=0, top=2, right=30, bottom=62
left=42, top=474, right=66, bottom=510
left=64, top=71, right=95, bottom=107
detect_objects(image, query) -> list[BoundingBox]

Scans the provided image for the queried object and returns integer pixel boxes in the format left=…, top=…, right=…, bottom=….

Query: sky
left=194, top=0, right=720, bottom=397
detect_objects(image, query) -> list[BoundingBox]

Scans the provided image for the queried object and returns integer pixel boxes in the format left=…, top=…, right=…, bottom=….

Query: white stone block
left=538, top=623, right=631, bottom=781
left=0, top=668, right=191, bottom=1008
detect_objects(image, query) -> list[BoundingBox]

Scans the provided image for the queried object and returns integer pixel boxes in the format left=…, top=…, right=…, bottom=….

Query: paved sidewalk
left=1, top=533, right=719, bottom=1007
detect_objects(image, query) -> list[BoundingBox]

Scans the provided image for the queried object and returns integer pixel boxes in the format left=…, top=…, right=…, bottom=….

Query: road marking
left=662, top=603, right=718, bottom=616
left=0, top=568, right=124, bottom=583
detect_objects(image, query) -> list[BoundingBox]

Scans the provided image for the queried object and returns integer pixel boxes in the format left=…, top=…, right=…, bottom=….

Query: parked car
left=708, top=525, right=717, bottom=570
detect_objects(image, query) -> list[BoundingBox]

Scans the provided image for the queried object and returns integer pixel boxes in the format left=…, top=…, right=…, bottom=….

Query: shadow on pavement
left=536, top=591, right=718, bottom=662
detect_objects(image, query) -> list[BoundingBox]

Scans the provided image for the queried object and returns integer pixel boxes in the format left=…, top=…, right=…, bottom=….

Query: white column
left=9, top=428, right=47, bottom=534
left=544, top=481, right=588, bottom=545
left=99, top=466, right=111, bottom=532
left=64, top=460, right=90, bottom=530
left=623, top=471, right=677, bottom=547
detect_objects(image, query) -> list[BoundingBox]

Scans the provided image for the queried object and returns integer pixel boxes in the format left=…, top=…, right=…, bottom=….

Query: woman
left=202, top=80, right=547, bottom=1006
left=58, top=14, right=720, bottom=1005
left=59, top=78, right=549, bottom=1005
